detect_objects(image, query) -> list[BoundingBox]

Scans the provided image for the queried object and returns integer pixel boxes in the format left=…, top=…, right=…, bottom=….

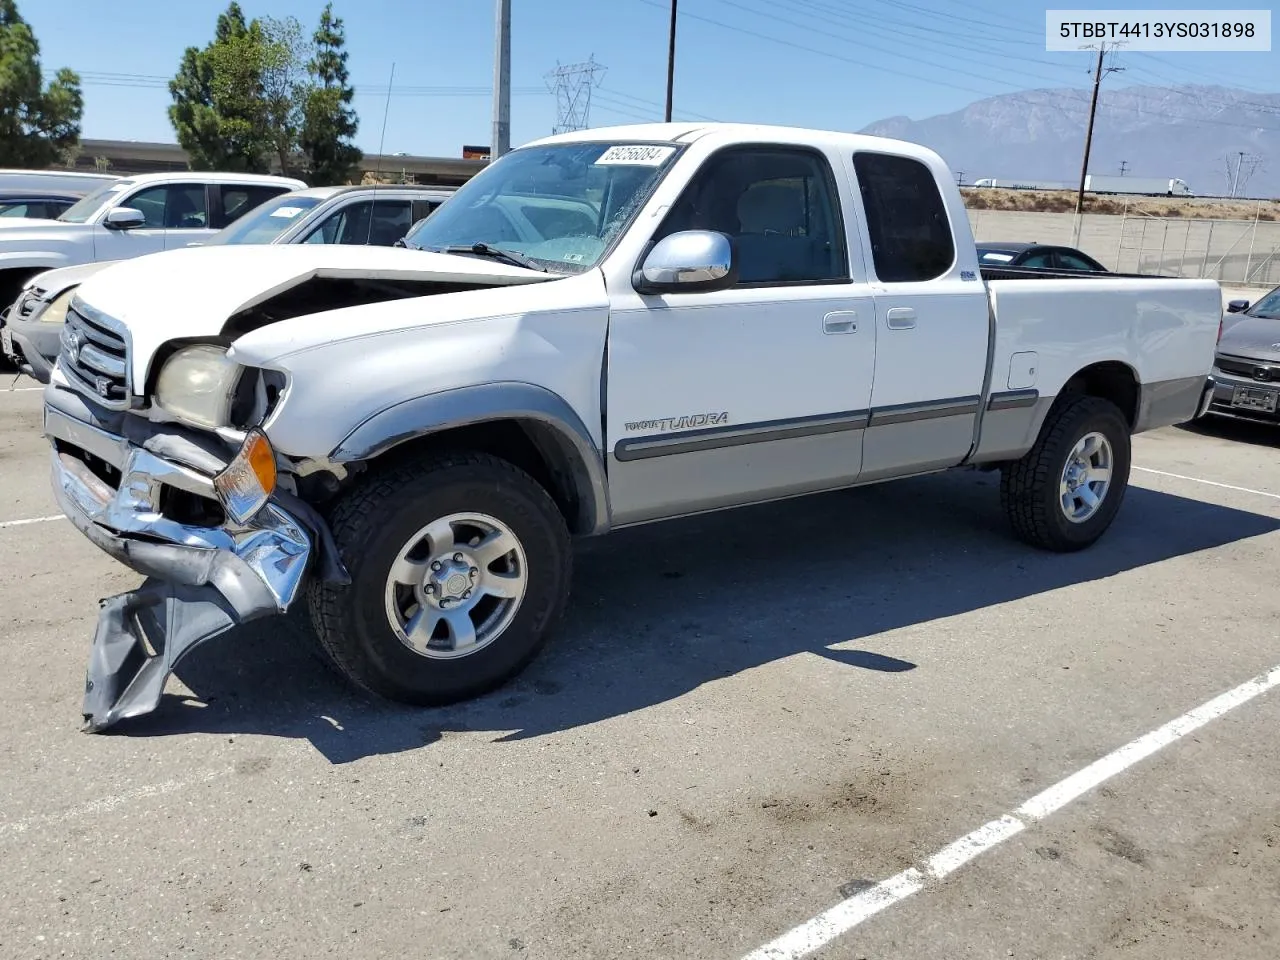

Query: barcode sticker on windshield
left=594, top=145, right=676, bottom=166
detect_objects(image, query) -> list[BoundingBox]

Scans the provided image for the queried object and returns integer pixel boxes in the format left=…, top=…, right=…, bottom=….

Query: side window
left=121, top=186, right=168, bottom=227
left=303, top=199, right=412, bottom=245
left=410, top=198, right=441, bottom=223
left=303, top=204, right=355, bottom=244
left=1018, top=252, right=1055, bottom=268
left=365, top=199, right=413, bottom=245
left=218, top=185, right=291, bottom=227
left=653, top=147, right=847, bottom=285
left=121, top=184, right=209, bottom=229
left=851, top=152, right=955, bottom=283
left=1055, top=250, right=1102, bottom=271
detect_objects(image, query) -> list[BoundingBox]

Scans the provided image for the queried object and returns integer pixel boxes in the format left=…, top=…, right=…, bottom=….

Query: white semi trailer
left=1084, top=175, right=1193, bottom=197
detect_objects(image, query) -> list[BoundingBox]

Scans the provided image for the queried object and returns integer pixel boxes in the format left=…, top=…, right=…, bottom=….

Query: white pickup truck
left=41, top=122, right=1222, bottom=731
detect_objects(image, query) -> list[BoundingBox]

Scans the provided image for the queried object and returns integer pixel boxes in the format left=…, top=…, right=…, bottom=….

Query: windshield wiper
left=438, top=242, right=546, bottom=272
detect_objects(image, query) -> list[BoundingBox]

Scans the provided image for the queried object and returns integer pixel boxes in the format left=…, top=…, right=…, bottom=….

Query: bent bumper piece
left=45, top=392, right=319, bottom=732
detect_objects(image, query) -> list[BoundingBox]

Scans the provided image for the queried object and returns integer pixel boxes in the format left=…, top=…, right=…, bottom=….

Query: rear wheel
left=307, top=450, right=572, bottom=705
left=1000, top=395, right=1132, bottom=552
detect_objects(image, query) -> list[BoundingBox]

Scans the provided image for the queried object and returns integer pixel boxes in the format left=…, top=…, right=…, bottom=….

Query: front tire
left=1000, top=395, right=1132, bottom=552
left=308, top=450, right=572, bottom=705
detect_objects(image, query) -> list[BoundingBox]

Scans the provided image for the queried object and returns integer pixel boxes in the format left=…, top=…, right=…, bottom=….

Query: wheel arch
left=1056, top=360, right=1141, bottom=429
left=330, top=382, right=611, bottom=537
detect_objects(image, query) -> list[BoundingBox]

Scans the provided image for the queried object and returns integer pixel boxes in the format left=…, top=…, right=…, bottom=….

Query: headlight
left=154, top=344, right=243, bottom=429
left=39, top=289, right=75, bottom=324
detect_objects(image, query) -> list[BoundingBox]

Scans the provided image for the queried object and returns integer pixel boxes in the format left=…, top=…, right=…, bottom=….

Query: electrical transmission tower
left=545, top=56, right=606, bottom=134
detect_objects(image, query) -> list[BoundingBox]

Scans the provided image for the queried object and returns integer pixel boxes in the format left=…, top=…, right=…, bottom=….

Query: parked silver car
left=1, top=183, right=456, bottom=381
left=1200, top=285, right=1280, bottom=425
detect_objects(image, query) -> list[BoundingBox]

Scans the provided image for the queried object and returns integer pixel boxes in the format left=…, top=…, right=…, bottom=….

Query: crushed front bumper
left=44, top=380, right=346, bottom=732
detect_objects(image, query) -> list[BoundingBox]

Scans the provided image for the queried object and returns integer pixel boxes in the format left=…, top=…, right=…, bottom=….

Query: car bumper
left=43, top=380, right=345, bottom=732
left=1204, top=369, right=1280, bottom=424
left=1, top=299, right=60, bottom=382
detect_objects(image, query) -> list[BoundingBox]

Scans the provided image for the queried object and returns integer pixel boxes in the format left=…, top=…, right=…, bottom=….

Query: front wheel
left=1000, top=395, right=1132, bottom=552
left=307, top=451, right=572, bottom=705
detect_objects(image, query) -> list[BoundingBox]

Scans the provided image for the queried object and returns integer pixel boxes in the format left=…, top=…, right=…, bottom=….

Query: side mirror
left=1226, top=299, right=1250, bottom=313
left=104, top=207, right=146, bottom=230
left=633, top=230, right=736, bottom=295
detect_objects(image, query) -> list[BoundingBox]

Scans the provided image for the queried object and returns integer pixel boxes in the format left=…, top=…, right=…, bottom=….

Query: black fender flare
left=329, top=381, right=611, bottom=535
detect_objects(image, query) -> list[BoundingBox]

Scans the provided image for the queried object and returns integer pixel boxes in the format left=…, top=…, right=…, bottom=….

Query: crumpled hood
left=27, top=260, right=113, bottom=298
left=70, top=243, right=556, bottom=387
left=1218, top=314, right=1280, bottom=364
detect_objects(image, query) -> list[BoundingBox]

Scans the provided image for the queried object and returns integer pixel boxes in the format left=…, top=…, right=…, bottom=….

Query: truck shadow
left=1177, top=415, right=1280, bottom=449
left=119, top=470, right=1280, bottom=762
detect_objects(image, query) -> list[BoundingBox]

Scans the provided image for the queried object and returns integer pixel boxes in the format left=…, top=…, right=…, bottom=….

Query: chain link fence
left=1113, top=212, right=1280, bottom=287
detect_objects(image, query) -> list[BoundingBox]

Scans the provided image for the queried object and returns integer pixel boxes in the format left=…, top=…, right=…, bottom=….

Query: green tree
left=301, top=3, right=362, bottom=185
left=168, top=2, right=272, bottom=172
left=259, top=15, right=310, bottom=177
left=0, top=0, right=83, bottom=167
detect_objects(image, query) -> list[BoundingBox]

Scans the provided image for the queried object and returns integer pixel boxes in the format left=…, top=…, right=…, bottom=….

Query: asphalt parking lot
left=2, top=372, right=1278, bottom=960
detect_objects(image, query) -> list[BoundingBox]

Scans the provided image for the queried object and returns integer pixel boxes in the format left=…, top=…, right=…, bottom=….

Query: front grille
left=59, top=304, right=130, bottom=408
left=1216, top=354, right=1280, bottom=384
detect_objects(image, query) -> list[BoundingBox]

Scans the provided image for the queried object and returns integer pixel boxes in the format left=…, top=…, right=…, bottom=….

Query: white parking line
left=2, top=386, right=43, bottom=393
left=1133, top=466, right=1280, bottom=502
left=741, top=662, right=1280, bottom=960
left=0, top=515, right=63, bottom=530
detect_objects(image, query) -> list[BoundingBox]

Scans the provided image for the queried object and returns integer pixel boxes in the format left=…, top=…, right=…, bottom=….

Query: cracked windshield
left=401, top=142, right=680, bottom=272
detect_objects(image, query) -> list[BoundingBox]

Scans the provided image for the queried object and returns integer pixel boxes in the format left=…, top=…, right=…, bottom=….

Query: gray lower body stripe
left=614, top=409, right=870, bottom=462
left=987, top=389, right=1040, bottom=412
left=867, top=395, right=981, bottom=427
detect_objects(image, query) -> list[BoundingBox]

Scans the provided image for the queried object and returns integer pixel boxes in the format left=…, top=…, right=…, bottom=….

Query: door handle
left=823, top=310, right=858, bottom=334
left=885, top=306, right=917, bottom=329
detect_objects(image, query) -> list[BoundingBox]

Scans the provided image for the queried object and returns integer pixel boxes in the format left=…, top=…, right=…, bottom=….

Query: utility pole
left=664, top=0, right=678, bottom=122
left=491, top=0, right=511, bottom=159
left=1074, top=42, right=1124, bottom=219
left=1119, top=160, right=1128, bottom=176
left=956, top=170, right=965, bottom=186
left=1231, top=151, right=1244, bottom=197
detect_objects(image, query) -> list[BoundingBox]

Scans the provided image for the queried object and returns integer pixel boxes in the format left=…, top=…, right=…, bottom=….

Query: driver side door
left=603, top=144, right=878, bottom=526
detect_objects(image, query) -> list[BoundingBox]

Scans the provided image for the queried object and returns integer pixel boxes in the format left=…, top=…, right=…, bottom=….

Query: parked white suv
left=0, top=170, right=306, bottom=305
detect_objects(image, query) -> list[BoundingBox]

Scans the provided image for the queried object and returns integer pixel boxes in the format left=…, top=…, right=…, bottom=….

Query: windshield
left=401, top=141, right=683, bottom=273
left=1245, top=287, right=1280, bottom=320
left=56, top=181, right=134, bottom=223
left=203, top=194, right=327, bottom=245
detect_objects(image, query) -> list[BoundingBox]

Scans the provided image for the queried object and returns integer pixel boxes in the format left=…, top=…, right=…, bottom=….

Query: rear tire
left=1000, top=395, right=1132, bottom=552
left=307, top=450, right=572, bottom=705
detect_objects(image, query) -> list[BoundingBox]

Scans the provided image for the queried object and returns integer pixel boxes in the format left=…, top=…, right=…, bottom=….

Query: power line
left=733, top=0, right=1094, bottom=89
left=630, top=0, right=1021, bottom=98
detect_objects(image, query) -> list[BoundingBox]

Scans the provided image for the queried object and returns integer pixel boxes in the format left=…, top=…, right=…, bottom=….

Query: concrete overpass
left=67, top=139, right=487, bottom=188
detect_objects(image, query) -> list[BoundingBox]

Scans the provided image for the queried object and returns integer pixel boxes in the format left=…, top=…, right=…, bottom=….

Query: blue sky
left=22, top=0, right=1280, bottom=158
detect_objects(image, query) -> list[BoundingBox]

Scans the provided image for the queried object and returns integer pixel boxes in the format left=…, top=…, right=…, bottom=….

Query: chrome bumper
left=44, top=388, right=325, bottom=732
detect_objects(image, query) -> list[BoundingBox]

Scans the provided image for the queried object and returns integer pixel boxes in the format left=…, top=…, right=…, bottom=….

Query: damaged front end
left=44, top=381, right=348, bottom=732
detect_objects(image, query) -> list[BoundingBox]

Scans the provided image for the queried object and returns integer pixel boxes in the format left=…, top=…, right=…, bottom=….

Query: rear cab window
left=851, top=152, right=955, bottom=282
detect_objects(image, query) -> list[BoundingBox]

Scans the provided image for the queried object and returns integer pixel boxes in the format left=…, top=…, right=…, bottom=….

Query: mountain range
left=859, top=84, right=1280, bottom=199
